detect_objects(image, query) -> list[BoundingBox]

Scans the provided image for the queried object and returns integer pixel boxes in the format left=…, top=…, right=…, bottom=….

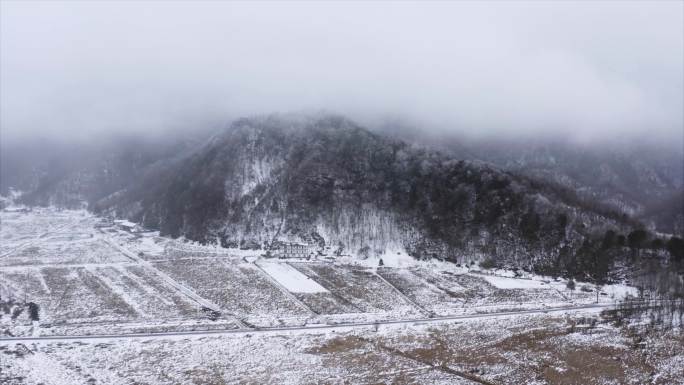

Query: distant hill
left=1, top=133, right=207, bottom=208
left=384, top=126, right=683, bottom=236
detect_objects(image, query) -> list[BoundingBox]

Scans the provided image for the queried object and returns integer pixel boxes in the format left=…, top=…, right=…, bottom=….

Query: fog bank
left=2, top=1, right=682, bottom=144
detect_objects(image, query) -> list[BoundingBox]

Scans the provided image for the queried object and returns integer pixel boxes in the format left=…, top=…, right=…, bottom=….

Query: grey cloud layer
left=1, top=1, right=682, bottom=142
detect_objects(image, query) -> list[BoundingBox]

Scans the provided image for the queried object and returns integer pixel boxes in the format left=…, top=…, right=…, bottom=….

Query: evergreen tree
left=27, top=302, right=39, bottom=321
left=667, top=237, right=684, bottom=261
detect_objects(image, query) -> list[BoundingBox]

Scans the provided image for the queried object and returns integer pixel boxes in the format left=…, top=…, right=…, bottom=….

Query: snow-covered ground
left=0, top=207, right=636, bottom=333
left=2, top=312, right=682, bottom=385
left=256, top=261, right=328, bottom=293
left=481, top=274, right=550, bottom=289
left=1, top=207, right=666, bottom=384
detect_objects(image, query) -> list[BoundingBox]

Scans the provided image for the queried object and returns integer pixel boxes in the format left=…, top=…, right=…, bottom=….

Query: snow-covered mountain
left=85, top=115, right=664, bottom=278
left=4, top=114, right=681, bottom=281
left=0, top=133, right=207, bottom=208
left=383, top=126, right=684, bottom=236
left=467, top=141, right=683, bottom=232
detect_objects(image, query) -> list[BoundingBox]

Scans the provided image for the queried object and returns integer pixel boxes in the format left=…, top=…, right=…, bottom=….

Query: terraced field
left=154, top=259, right=310, bottom=320
left=290, top=263, right=422, bottom=317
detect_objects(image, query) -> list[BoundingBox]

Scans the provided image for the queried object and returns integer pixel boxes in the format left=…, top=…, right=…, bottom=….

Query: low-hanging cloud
left=1, top=1, right=682, bottom=143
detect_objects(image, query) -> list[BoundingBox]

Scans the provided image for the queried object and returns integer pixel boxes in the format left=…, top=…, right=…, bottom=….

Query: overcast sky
left=1, top=1, right=682, bottom=144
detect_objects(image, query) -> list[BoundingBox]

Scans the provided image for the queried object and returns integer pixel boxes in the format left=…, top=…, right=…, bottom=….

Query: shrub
left=480, top=258, right=498, bottom=269
left=28, top=302, right=39, bottom=321
left=667, top=237, right=684, bottom=261
left=566, top=279, right=576, bottom=291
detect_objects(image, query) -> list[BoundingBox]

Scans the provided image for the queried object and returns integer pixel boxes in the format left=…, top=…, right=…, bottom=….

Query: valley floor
left=0, top=208, right=681, bottom=384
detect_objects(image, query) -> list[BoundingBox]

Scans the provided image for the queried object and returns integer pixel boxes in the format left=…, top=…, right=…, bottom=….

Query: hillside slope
left=93, top=114, right=653, bottom=280
left=381, top=125, right=683, bottom=236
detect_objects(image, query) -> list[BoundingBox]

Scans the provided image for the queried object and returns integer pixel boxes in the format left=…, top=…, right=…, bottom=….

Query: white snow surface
left=136, top=235, right=165, bottom=255
left=257, top=261, right=329, bottom=293
left=114, top=219, right=137, bottom=228
left=602, top=283, right=639, bottom=299
left=481, top=275, right=549, bottom=289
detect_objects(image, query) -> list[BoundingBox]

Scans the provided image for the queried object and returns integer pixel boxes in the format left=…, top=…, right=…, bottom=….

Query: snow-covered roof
left=278, top=241, right=310, bottom=247
left=114, top=219, right=138, bottom=228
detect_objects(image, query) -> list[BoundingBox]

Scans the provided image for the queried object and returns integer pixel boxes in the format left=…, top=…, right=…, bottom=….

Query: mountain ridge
left=4, top=113, right=680, bottom=282
left=88, top=114, right=664, bottom=282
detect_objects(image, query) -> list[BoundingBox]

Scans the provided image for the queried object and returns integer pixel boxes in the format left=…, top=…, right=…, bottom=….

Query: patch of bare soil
left=306, top=335, right=369, bottom=354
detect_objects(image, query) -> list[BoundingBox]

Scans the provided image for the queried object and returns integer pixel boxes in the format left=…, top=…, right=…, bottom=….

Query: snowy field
left=1, top=207, right=671, bottom=384
left=256, top=261, right=328, bottom=293
left=2, top=313, right=682, bottom=385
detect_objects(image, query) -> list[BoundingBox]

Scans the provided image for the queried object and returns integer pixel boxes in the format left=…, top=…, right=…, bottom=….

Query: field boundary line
left=252, top=260, right=319, bottom=317
left=375, top=270, right=433, bottom=318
